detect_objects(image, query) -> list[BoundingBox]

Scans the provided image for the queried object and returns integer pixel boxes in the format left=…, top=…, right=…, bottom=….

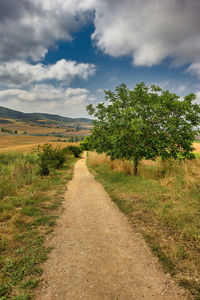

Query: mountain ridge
left=0, top=106, right=92, bottom=124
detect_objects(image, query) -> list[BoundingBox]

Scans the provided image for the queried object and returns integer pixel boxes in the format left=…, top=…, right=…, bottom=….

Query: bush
left=66, top=145, right=82, bottom=158
left=80, top=136, right=92, bottom=151
left=37, top=144, right=66, bottom=175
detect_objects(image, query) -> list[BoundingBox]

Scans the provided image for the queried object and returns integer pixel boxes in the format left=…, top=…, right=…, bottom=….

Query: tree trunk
left=134, top=160, right=138, bottom=175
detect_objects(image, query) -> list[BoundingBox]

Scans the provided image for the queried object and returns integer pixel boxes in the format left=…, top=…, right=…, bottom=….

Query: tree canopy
left=87, top=83, right=200, bottom=175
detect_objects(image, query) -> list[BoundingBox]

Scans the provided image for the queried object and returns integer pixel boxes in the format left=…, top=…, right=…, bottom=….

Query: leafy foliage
left=66, top=145, right=82, bottom=158
left=37, top=144, right=66, bottom=175
left=87, top=83, right=200, bottom=174
left=80, top=136, right=92, bottom=151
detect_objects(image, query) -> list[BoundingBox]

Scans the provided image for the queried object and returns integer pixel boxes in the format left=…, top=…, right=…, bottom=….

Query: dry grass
left=89, top=151, right=200, bottom=194
left=193, top=142, right=200, bottom=153
left=0, top=135, right=77, bottom=153
left=0, top=119, right=91, bottom=135
left=0, top=121, right=64, bottom=134
left=88, top=152, right=134, bottom=174
left=88, top=152, right=110, bottom=166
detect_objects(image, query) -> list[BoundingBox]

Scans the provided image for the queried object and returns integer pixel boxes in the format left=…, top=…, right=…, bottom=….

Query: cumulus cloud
left=196, top=91, right=200, bottom=103
left=187, top=63, right=200, bottom=79
left=0, top=60, right=96, bottom=86
left=1, top=0, right=200, bottom=69
left=0, top=84, right=96, bottom=117
left=0, top=0, right=95, bottom=62
left=91, top=0, right=200, bottom=67
left=1, top=0, right=200, bottom=117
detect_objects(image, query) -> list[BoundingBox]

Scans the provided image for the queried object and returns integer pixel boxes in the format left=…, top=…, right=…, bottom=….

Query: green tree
left=87, top=83, right=200, bottom=175
left=67, top=145, right=82, bottom=158
left=80, top=135, right=92, bottom=151
left=75, top=135, right=79, bottom=143
left=37, top=144, right=66, bottom=175
left=68, top=136, right=75, bottom=142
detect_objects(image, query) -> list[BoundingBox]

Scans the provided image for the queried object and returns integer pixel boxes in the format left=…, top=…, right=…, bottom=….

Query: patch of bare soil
left=35, top=155, right=189, bottom=300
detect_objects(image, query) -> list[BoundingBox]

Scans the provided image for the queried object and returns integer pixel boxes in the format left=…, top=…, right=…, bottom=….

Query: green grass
left=88, top=156, right=200, bottom=299
left=0, top=152, right=76, bottom=299
left=0, top=152, right=39, bottom=200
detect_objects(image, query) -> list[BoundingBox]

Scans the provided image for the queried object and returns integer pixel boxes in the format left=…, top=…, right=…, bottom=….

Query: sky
left=0, top=0, right=200, bottom=118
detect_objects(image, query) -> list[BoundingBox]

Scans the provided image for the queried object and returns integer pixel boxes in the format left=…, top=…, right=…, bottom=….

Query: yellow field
left=0, top=122, right=64, bottom=134
left=0, top=135, right=76, bottom=152
left=193, top=142, right=200, bottom=153
left=0, top=119, right=91, bottom=135
left=0, top=134, right=199, bottom=154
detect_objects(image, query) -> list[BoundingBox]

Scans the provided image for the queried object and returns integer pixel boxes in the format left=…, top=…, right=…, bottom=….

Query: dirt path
left=35, top=156, right=188, bottom=300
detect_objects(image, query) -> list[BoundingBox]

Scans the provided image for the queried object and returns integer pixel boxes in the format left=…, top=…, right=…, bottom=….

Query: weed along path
left=35, top=155, right=188, bottom=300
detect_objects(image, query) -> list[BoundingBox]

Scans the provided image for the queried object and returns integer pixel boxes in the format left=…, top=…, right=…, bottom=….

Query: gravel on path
left=35, top=155, right=188, bottom=300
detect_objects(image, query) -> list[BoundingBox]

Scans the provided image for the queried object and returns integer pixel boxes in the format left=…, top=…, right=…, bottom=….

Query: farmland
left=193, top=142, right=200, bottom=154
left=0, top=106, right=92, bottom=153
left=0, top=119, right=92, bottom=136
left=0, top=106, right=92, bottom=152
left=0, top=134, right=77, bottom=153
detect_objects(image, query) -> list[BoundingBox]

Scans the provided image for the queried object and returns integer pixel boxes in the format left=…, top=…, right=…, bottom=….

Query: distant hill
left=0, top=106, right=92, bottom=124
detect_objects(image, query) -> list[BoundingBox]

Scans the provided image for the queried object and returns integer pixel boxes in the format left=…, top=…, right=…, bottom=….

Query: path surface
left=36, top=156, right=188, bottom=300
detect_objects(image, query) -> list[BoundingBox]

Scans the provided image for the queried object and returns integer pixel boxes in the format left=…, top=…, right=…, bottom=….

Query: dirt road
left=36, top=156, right=188, bottom=300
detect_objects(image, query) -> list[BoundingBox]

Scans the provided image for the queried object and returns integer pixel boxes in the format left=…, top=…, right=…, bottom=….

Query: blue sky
left=44, top=21, right=199, bottom=98
left=0, top=0, right=200, bottom=117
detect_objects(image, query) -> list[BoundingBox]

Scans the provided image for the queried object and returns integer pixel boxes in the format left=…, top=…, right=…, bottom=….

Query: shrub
left=80, top=135, right=92, bottom=151
left=37, top=144, right=66, bottom=175
left=66, top=145, right=82, bottom=158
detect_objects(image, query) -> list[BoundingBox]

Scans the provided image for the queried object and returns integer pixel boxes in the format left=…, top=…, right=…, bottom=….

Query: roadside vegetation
left=87, top=83, right=200, bottom=175
left=88, top=151, right=200, bottom=299
left=0, top=144, right=82, bottom=299
left=87, top=82, right=200, bottom=299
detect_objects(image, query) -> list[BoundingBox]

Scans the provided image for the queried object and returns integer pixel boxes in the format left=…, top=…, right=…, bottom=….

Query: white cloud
left=150, top=80, right=192, bottom=96
left=176, top=84, right=187, bottom=94
left=0, top=59, right=96, bottom=87
left=1, top=0, right=200, bottom=71
left=196, top=91, right=200, bottom=103
left=91, top=0, right=200, bottom=67
left=1, top=0, right=200, bottom=118
left=0, top=84, right=96, bottom=117
left=187, top=63, right=200, bottom=79
left=0, top=0, right=95, bottom=62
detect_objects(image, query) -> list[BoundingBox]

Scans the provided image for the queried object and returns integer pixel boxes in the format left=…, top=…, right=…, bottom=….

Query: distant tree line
left=68, top=136, right=85, bottom=143
left=1, top=128, right=18, bottom=134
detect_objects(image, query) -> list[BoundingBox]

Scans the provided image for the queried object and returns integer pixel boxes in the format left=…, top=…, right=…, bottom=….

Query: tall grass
left=88, top=151, right=134, bottom=174
left=0, top=151, right=76, bottom=299
left=88, top=151, right=200, bottom=190
left=0, top=152, right=38, bottom=199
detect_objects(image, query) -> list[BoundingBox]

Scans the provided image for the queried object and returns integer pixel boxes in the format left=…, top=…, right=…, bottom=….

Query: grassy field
left=193, top=142, right=200, bottom=153
left=0, top=135, right=78, bottom=153
left=0, top=119, right=65, bottom=134
left=0, top=118, right=91, bottom=136
left=88, top=151, right=200, bottom=299
left=0, top=135, right=198, bottom=154
left=0, top=150, right=77, bottom=299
